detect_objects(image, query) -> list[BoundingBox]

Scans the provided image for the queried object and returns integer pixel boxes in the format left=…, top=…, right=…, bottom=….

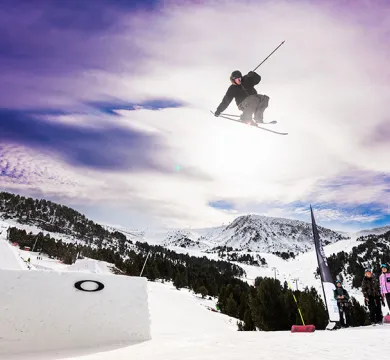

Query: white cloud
left=3, top=0, right=390, bottom=230
left=293, top=207, right=381, bottom=223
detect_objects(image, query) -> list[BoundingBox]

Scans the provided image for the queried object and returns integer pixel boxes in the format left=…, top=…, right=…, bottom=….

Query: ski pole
left=288, top=282, right=306, bottom=326
left=253, top=40, right=285, bottom=72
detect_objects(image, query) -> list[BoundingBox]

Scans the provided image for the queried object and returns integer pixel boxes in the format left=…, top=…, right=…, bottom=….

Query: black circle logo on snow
left=74, top=280, right=105, bottom=292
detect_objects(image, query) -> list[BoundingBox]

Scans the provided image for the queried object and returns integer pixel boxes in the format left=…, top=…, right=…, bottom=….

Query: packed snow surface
left=1, top=243, right=389, bottom=359
left=0, top=270, right=150, bottom=357
left=2, top=217, right=390, bottom=359
left=3, top=278, right=389, bottom=360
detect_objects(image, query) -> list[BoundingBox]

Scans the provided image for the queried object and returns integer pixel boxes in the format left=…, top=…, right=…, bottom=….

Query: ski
left=220, top=112, right=277, bottom=125
left=210, top=111, right=288, bottom=136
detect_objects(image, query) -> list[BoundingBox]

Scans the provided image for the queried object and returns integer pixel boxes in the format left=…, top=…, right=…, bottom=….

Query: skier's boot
left=240, top=114, right=256, bottom=126
left=253, top=114, right=264, bottom=124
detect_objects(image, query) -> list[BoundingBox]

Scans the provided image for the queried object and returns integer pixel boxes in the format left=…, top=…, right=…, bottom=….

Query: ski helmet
left=230, top=70, right=242, bottom=82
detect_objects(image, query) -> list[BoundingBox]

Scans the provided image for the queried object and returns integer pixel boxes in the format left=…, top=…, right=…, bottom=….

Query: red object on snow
left=291, top=325, right=316, bottom=333
left=383, top=315, right=390, bottom=324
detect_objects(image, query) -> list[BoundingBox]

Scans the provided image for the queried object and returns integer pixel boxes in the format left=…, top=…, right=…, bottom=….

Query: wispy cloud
left=293, top=206, right=382, bottom=224
left=0, top=109, right=169, bottom=172
left=1, top=0, right=390, bottom=230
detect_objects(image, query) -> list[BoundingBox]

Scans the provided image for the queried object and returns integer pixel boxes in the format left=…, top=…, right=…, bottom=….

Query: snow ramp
left=0, top=239, right=28, bottom=270
left=0, top=270, right=151, bottom=357
left=66, top=258, right=113, bottom=274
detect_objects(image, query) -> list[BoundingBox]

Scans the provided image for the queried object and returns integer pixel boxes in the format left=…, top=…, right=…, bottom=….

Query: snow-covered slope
left=0, top=217, right=78, bottom=246
left=66, top=258, right=116, bottom=274
left=5, top=206, right=389, bottom=264
left=0, top=213, right=376, bottom=306
left=2, top=207, right=350, bottom=258
left=68, top=282, right=390, bottom=360
left=72, top=281, right=390, bottom=360
left=158, top=233, right=375, bottom=309
left=1, top=208, right=388, bottom=309
left=3, top=250, right=389, bottom=360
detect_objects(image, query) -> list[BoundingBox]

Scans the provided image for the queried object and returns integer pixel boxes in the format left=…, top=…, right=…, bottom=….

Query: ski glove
left=364, top=298, right=369, bottom=306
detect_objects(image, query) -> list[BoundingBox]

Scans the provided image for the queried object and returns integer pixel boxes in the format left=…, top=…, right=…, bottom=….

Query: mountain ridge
left=1, top=191, right=389, bottom=260
left=119, top=214, right=349, bottom=259
left=356, top=225, right=390, bottom=237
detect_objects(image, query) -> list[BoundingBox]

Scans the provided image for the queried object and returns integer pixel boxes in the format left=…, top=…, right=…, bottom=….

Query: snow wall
left=0, top=239, right=28, bottom=270
left=0, top=269, right=151, bottom=356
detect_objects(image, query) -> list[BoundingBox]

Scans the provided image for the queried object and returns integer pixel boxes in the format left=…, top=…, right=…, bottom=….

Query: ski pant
left=384, top=293, right=390, bottom=311
left=238, top=94, right=269, bottom=121
left=337, top=301, right=351, bottom=327
left=366, top=296, right=383, bottom=323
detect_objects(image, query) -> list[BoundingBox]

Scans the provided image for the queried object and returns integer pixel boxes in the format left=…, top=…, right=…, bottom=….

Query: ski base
left=220, top=112, right=277, bottom=125
left=210, top=111, right=288, bottom=136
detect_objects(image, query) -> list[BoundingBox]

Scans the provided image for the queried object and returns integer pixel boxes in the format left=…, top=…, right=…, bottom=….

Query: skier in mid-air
left=213, top=70, right=270, bottom=124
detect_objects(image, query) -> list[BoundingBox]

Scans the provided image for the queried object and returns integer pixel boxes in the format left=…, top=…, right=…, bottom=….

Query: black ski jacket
left=215, top=71, right=261, bottom=114
left=333, top=287, right=350, bottom=303
left=362, top=276, right=381, bottom=298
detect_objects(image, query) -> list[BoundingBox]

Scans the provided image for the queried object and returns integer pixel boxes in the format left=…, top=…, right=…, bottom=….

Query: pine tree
left=295, top=287, right=327, bottom=330
left=242, top=309, right=256, bottom=331
left=349, top=297, right=369, bottom=326
left=250, top=278, right=286, bottom=331
left=217, top=285, right=228, bottom=312
left=238, top=292, right=248, bottom=319
left=198, top=285, right=208, bottom=298
left=283, top=290, right=299, bottom=328
left=173, top=269, right=184, bottom=289
left=226, top=294, right=238, bottom=318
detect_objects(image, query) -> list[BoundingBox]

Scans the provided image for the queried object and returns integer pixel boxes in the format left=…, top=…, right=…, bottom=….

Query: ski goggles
left=381, top=264, right=388, bottom=268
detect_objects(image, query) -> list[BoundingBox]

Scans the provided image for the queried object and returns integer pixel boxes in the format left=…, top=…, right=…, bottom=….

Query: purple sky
left=0, top=0, right=154, bottom=109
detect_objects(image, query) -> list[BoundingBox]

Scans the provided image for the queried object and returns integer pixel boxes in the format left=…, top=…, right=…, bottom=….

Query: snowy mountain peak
left=217, top=214, right=349, bottom=255
left=148, top=214, right=350, bottom=258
